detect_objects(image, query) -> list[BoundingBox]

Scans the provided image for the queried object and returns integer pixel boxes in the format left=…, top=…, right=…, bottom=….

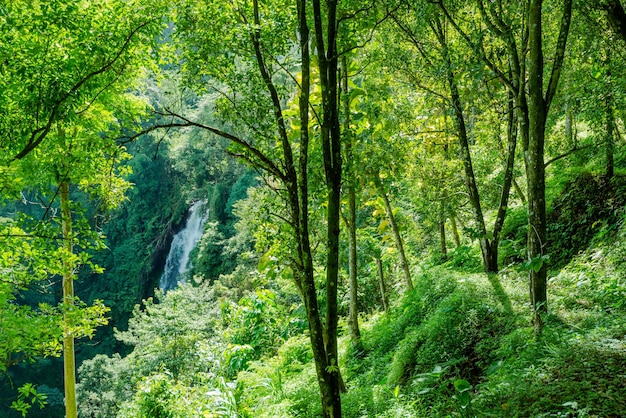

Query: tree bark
left=513, top=178, right=527, bottom=204
left=312, top=0, right=343, bottom=414
left=373, top=174, right=413, bottom=291
left=526, top=0, right=572, bottom=328
left=341, top=56, right=361, bottom=346
left=60, top=180, right=77, bottom=418
left=488, top=88, right=519, bottom=273
left=439, top=202, right=447, bottom=261
left=603, top=0, right=626, bottom=43
left=436, top=0, right=571, bottom=326
left=527, top=0, right=549, bottom=326
left=450, top=216, right=461, bottom=248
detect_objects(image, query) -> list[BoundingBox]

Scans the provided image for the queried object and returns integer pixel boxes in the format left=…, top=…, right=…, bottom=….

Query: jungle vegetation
left=1, top=0, right=626, bottom=417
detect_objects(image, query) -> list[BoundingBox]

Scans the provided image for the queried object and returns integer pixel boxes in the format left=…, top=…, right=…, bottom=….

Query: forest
left=1, top=0, right=626, bottom=417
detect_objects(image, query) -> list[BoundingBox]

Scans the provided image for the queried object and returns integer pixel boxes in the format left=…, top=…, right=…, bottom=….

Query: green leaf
left=454, top=379, right=471, bottom=393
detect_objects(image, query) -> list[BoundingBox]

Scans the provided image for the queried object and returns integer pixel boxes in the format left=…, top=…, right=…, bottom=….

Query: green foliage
left=0, top=0, right=166, bottom=163
left=78, top=137, right=189, bottom=357
left=499, top=205, right=529, bottom=266
left=118, top=372, right=238, bottom=418
left=0, top=291, right=62, bottom=372
left=10, top=383, right=47, bottom=417
left=221, top=288, right=306, bottom=377
left=547, top=173, right=626, bottom=267
left=475, top=324, right=626, bottom=417
left=78, top=284, right=228, bottom=416
left=77, top=353, right=130, bottom=417
left=5, top=1, right=626, bottom=417
left=385, top=288, right=512, bottom=389
left=442, top=245, right=483, bottom=271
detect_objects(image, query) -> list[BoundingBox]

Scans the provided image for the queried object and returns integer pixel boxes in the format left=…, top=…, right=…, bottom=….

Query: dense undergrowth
left=237, top=249, right=626, bottom=417
left=231, top=174, right=626, bottom=417
left=67, top=172, right=626, bottom=418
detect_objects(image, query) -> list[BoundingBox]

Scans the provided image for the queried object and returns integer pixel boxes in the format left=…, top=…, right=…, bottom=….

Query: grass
left=234, top=238, right=626, bottom=417
left=233, top=174, right=626, bottom=417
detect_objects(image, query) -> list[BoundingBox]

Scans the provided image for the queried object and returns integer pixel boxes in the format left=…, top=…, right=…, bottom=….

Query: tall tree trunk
left=294, top=3, right=331, bottom=414
left=450, top=216, right=461, bottom=248
left=435, top=17, right=496, bottom=273
left=439, top=201, right=447, bottom=261
left=60, top=180, right=77, bottom=418
left=489, top=88, right=519, bottom=272
left=525, top=0, right=572, bottom=329
left=527, top=0, right=549, bottom=326
left=376, top=257, right=389, bottom=313
left=312, top=0, right=343, bottom=414
left=373, top=174, right=413, bottom=291
left=605, top=50, right=615, bottom=179
left=341, top=56, right=361, bottom=346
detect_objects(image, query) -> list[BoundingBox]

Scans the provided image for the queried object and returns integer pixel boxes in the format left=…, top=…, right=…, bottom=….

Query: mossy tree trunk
left=434, top=16, right=497, bottom=273
left=376, top=257, right=389, bottom=313
left=525, top=0, right=573, bottom=328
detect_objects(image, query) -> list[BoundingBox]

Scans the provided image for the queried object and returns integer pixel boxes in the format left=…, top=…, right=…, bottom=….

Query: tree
left=150, top=0, right=351, bottom=414
left=0, top=0, right=166, bottom=163
left=432, top=0, right=573, bottom=327
left=372, top=173, right=414, bottom=290
left=525, top=0, right=573, bottom=326
left=0, top=6, right=159, bottom=402
left=387, top=2, right=521, bottom=274
left=341, top=56, right=362, bottom=345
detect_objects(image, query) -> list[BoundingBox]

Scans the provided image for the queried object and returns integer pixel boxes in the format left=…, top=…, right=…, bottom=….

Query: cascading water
left=159, top=201, right=208, bottom=292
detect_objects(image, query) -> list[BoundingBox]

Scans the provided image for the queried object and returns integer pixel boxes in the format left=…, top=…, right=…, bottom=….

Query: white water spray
left=159, top=201, right=208, bottom=292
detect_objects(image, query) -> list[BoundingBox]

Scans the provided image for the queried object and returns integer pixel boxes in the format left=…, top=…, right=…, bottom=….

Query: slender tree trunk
left=450, top=216, right=461, bottom=248
left=376, top=257, right=389, bottom=313
left=525, top=0, right=572, bottom=329
left=60, top=180, right=77, bottom=418
left=373, top=174, right=413, bottom=291
left=605, top=50, right=615, bottom=179
left=527, top=0, right=549, bottom=327
left=312, top=0, right=342, bottom=414
left=435, top=18, right=495, bottom=273
left=565, top=100, right=574, bottom=146
left=513, top=178, right=527, bottom=204
left=489, top=88, right=519, bottom=272
left=439, top=202, right=447, bottom=261
left=341, top=56, right=361, bottom=345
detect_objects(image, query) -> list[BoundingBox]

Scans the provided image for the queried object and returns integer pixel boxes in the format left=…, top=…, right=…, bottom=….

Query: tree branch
left=545, top=0, right=573, bottom=111
left=544, top=143, right=592, bottom=168
left=13, top=20, right=156, bottom=161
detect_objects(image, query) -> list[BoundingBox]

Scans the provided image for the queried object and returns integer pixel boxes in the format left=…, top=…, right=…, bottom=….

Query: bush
left=475, top=326, right=626, bottom=417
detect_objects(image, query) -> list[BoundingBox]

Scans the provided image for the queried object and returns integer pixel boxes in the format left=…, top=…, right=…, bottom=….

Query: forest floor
left=237, top=223, right=626, bottom=417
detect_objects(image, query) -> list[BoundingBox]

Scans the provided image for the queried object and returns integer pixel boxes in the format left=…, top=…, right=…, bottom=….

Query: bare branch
left=544, top=143, right=592, bottom=168
left=164, top=109, right=287, bottom=181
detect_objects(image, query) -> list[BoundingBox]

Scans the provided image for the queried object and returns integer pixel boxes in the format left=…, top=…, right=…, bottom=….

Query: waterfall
left=159, top=201, right=208, bottom=292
